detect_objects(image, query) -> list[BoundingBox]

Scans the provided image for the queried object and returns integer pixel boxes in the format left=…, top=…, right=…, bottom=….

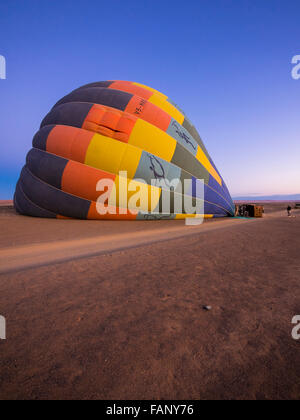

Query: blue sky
left=0, top=0, right=299, bottom=199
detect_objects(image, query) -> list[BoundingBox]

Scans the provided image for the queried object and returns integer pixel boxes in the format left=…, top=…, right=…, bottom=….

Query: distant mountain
left=233, top=194, right=300, bottom=202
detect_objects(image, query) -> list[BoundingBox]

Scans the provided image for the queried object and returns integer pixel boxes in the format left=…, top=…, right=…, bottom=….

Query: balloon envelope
left=14, top=81, right=235, bottom=220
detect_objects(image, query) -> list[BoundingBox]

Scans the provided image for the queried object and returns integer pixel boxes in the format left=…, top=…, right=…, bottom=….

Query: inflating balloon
left=14, top=81, right=235, bottom=220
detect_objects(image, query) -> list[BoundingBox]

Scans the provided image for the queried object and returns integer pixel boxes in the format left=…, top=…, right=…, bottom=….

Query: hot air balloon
left=14, top=81, right=235, bottom=220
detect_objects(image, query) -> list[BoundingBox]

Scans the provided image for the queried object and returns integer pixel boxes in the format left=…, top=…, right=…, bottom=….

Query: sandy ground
left=0, top=203, right=299, bottom=400
left=0, top=200, right=13, bottom=207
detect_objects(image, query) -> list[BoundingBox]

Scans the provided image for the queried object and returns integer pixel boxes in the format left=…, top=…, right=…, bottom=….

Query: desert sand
left=0, top=202, right=299, bottom=400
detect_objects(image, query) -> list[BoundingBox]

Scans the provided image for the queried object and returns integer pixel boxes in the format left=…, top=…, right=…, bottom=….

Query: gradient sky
left=0, top=0, right=299, bottom=199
